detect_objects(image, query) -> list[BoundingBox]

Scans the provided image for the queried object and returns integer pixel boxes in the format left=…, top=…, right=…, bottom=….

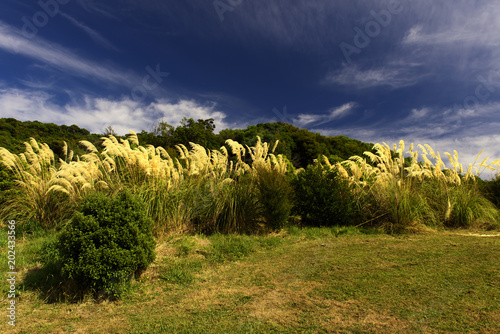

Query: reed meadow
left=1, top=133, right=499, bottom=333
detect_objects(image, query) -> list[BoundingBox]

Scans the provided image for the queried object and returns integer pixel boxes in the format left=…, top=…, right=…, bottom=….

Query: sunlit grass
left=3, top=228, right=499, bottom=333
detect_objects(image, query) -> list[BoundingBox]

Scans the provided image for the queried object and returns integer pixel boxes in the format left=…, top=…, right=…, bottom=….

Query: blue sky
left=0, top=0, right=499, bottom=176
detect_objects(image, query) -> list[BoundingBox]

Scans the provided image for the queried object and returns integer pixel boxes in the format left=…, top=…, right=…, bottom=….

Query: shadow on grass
left=21, top=262, right=90, bottom=304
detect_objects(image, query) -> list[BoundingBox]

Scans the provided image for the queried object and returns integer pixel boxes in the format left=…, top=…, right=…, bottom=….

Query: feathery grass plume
left=1, top=133, right=292, bottom=234
left=185, top=136, right=292, bottom=234
left=0, top=139, right=73, bottom=228
left=326, top=140, right=499, bottom=232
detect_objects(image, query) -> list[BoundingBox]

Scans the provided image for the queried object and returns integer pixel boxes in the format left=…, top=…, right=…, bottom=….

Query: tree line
left=0, top=117, right=373, bottom=169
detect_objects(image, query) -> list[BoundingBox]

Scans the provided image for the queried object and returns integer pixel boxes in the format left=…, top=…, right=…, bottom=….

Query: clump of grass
left=172, top=237, right=197, bottom=257
left=254, top=164, right=294, bottom=230
left=193, top=176, right=262, bottom=235
left=159, top=233, right=285, bottom=287
left=324, top=140, right=500, bottom=232
left=0, top=139, right=75, bottom=228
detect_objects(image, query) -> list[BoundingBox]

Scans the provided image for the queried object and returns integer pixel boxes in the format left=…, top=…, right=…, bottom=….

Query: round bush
left=57, top=190, right=156, bottom=298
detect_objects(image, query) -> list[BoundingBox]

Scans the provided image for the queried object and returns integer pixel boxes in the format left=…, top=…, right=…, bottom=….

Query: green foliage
left=140, top=117, right=222, bottom=150
left=0, top=118, right=95, bottom=156
left=55, top=190, right=156, bottom=299
left=483, top=175, right=500, bottom=209
left=254, top=165, right=294, bottom=230
left=219, top=122, right=373, bottom=169
left=0, top=165, right=14, bottom=209
left=292, top=164, right=357, bottom=227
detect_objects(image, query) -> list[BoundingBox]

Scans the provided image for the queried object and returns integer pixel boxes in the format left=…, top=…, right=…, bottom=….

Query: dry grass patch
left=3, top=228, right=500, bottom=333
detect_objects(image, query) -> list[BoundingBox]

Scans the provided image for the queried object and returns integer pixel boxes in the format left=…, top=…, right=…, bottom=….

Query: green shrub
left=255, top=166, right=294, bottom=230
left=292, top=164, right=357, bottom=227
left=483, top=175, right=500, bottom=209
left=56, top=190, right=156, bottom=299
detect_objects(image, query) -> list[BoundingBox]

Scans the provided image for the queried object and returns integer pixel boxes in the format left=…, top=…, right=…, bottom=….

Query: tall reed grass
left=321, top=140, right=500, bottom=231
left=0, top=134, right=292, bottom=234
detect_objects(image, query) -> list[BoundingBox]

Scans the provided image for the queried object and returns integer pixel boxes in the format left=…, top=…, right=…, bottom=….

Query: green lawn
left=2, top=227, right=500, bottom=333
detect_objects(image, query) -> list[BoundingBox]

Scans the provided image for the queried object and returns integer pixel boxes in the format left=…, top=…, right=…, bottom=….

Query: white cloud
left=410, top=108, right=430, bottom=119
left=150, top=99, right=231, bottom=132
left=0, top=88, right=232, bottom=135
left=329, top=103, right=354, bottom=119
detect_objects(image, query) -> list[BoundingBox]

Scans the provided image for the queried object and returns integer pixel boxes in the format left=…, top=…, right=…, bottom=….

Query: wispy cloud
left=401, top=0, right=500, bottom=77
left=324, top=65, right=424, bottom=89
left=59, top=12, right=119, bottom=52
left=0, top=21, right=133, bottom=86
left=294, top=102, right=356, bottom=127
left=74, top=0, right=122, bottom=20
left=409, top=107, right=431, bottom=119
left=17, top=75, right=57, bottom=90
left=402, top=3, right=500, bottom=48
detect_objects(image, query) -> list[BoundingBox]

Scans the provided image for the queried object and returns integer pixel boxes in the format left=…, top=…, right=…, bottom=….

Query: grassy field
left=1, top=227, right=500, bottom=333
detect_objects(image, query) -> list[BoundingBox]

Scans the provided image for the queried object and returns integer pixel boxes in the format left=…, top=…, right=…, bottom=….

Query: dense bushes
left=255, top=166, right=294, bottom=230
left=483, top=176, right=500, bottom=209
left=55, top=190, right=156, bottom=298
left=292, top=164, right=357, bottom=227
